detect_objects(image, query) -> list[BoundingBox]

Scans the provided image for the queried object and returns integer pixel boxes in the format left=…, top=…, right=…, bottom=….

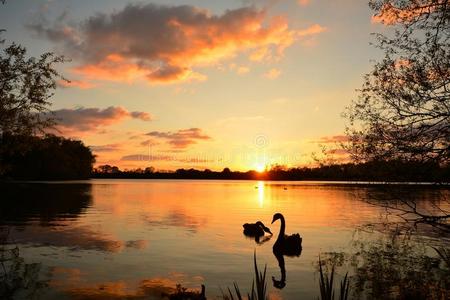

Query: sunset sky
left=0, top=0, right=389, bottom=171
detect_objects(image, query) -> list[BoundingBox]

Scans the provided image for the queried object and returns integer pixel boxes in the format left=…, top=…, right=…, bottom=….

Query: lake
left=1, top=180, right=449, bottom=299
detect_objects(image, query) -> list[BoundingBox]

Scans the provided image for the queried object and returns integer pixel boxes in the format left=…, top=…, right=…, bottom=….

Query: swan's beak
left=263, top=226, right=272, bottom=235
left=271, top=216, right=276, bottom=224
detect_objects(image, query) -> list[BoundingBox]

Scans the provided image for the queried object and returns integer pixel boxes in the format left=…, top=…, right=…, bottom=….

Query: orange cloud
left=297, top=24, right=327, bottom=37
left=229, top=63, right=250, bottom=75
left=73, top=55, right=148, bottom=83
left=298, top=0, right=311, bottom=6
left=312, top=135, right=350, bottom=144
left=140, top=139, right=159, bottom=147
left=263, top=68, right=281, bottom=79
left=29, top=4, right=325, bottom=83
left=120, top=154, right=213, bottom=164
left=371, top=1, right=441, bottom=25
left=58, top=79, right=96, bottom=89
left=146, top=128, right=211, bottom=149
left=89, top=144, right=122, bottom=153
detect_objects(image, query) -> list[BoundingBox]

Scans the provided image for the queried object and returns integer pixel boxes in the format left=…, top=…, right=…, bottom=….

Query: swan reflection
left=271, top=213, right=302, bottom=289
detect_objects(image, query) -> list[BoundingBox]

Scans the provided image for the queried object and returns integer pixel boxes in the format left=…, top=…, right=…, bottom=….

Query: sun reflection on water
left=257, top=181, right=264, bottom=208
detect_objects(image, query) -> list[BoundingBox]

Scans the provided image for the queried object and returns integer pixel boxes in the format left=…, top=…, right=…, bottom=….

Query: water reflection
left=49, top=270, right=205, bottom=300
left=320, top=229, right=450, bottom=299
left=0, top=180, right=448, bottom=299
left=351, top=186, right=450, bottom=237
left=0, top=183, right=92, bottom=226
left=0, top=228, right=48, bottom=299
left=143, top=209, right=207, bottom=233
left=257, top=181, right=264, bottom=208
left=0, top=183, right=150, bottom=253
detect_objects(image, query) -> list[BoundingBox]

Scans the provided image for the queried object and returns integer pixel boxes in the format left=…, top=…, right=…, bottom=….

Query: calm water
left=1, top=180, right=449, bottom=299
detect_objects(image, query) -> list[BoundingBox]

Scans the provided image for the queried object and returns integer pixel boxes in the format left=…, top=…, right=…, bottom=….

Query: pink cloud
left=146, top=128, right=211, bottom=149
left=120, top=153, right=213, bottom=163
left=48, top=106, right=152, bottom=136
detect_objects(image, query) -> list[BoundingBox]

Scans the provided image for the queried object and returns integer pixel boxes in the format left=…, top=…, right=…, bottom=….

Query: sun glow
left=255, top=163, right=266, bottom=173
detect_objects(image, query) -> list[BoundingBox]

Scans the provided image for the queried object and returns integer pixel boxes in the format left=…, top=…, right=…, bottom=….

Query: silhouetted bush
left=0, top=134, right=95, bottom=180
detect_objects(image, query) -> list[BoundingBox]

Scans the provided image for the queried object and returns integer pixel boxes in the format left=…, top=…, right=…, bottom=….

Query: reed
left=223, top=251, right=268, bottom=300
left=318, top=256, right=350, bottom=300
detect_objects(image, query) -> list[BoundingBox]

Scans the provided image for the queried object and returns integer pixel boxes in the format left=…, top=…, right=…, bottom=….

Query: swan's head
left=256, top=221, right=272, bottom=234
left=271, top=213, right=283, bottom=224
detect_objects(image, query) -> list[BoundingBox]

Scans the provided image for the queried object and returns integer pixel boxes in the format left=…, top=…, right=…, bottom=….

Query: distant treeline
left=0, top=134, right=95, bottom=180
left=93, top=161, right=450, bottom=183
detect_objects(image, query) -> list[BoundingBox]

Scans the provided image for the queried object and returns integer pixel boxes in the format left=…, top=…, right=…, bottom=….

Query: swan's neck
left=277, top=216, right=285, bottom=242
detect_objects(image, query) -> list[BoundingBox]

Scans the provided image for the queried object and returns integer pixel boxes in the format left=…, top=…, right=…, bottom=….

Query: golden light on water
left=257, top=181, right=265, bottom=208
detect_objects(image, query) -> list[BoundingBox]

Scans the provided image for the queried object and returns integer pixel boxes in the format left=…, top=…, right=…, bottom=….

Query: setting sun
left=1, top=0, right=449, bottom=299
left=255, top=164, right=266, bottom=173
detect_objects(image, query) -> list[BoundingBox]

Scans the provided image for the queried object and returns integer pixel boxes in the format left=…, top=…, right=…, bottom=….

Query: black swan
left=271, top=213, right=302, bottom=289
left=271, top=213, right=302, bottom=257
left=243, top=221, right=272, bottom=237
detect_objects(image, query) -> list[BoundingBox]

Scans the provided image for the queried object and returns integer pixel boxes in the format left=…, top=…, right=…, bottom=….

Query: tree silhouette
left=0, top=39, right=66, bottom=137
left=345, top=0, right=450, bottom=164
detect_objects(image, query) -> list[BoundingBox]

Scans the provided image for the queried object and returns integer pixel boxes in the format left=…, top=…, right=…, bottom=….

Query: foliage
left=318, top=256, right=350, bottom=300
left=223, top=252, right=268, bottom=300
left=164, top=284, right=206, bottom=300
left=345, top=0, right=450, bottom=164
left=0, top=228, right=48, bottom=300
left=323, top=229, right=450, bottom=300
left=0, top=134, right=95, bottom=179
left=0, top=38, right=66, bottom=136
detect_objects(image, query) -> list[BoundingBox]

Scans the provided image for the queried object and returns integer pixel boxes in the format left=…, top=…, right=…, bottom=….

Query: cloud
left=28, top=3, right=325, bottom=83
left=263, top=68, right=281, bottom=79
left=49, top=106, right=152, bottom=136
left=57, top=79, right=96, bottom=89
left=371, top=2, right=439, bottom=25
left=89, top=144, right=122, bottom=152
left=298, top=0, right=311, bottom=6
left=229, top=63, right=250, bottom=75
left=325, top=148, right=350, bottom=156
left=120, top=154, right=213, bottom=164
left=121, top=154, right=174, bottom=161
left=237, top=66, right=250, bottom=74
left=297, top=24, right=326, bottom=36
left=146, top=128, right=211, bottom=149
left=140, top=139, right=159, bottom=147
left=130, top=111, right=152, bottom=121
left=312, top=135, right=350, bottom=144
left=215, top=115, right=267, bottom=126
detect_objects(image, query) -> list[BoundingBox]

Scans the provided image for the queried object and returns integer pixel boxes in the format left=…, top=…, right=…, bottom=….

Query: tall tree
left=1, top=0, right=65, bottom=136
left=345, top=0, right=450, bottom=165
left=0, top=40, right=66, bottom=136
